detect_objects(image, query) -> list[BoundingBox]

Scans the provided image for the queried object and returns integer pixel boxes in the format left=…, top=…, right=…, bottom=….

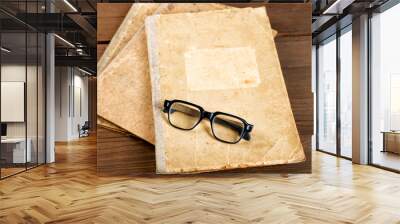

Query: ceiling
left=0, top=31, right=46, bottom=64
left=1, top=0, right=396, bottom=74
left=0, top=0, right=97, bottom=74
left=312, top=0, right=392, bottom=43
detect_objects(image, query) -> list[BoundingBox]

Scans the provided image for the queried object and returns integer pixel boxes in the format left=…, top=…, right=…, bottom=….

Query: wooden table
left=97, top=3, right=313, bottom=175
left=1, top=138, right=32, bottom=165
left=382, top=131, right=400, bottom=154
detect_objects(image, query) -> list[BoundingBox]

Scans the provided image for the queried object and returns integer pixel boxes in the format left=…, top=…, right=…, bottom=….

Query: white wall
left=1, top=65, right=38, bottom=138
left=54, top=67, right=89, bottom=141
left=71, top=73, right=89, bottom=138
left=1, top=63, right=46, bottom=164
left=55, top=66, right=70, bottom=141
left=1, top=65, right=26, bottom=140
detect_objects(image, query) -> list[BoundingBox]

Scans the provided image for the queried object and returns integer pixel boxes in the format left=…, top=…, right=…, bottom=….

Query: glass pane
left=312, top=46, right=317, bottom=151
left=317, top=36, right=337, bottom=154
left=26, top=0, right=38, bottom=169
left=27, top=31, right=38, bottom=169
left=371, top=4, right=400, bottom=171
left=38, top=33, right=45, bottom=165
left=0, top=2, right=29, bottom=33
left=1, top=31, right=27, bottom=177
left=340, top=28, right=352, bottom=158
left=73, top=86, right=81, bottom=137
left=169, top=102, right=201, bottom=130
left=212, top=114, right=244, bottom=143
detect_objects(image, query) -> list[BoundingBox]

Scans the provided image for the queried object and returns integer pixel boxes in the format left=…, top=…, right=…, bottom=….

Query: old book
left=97, top=4, right=161, bottom=135
left=97, top=3, right=160, bottom=73
left=98, top=3, right=278, bottom=144
left=98, top=4, right=238, bottom=144
left=146, top=7, right=305, bottom=173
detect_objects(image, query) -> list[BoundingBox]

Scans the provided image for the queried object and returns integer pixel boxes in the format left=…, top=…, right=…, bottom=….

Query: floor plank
left=1, top=136, right=399, bottom=223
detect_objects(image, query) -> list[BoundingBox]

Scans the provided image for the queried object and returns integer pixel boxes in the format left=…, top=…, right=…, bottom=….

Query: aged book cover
left=146, top=7, right=305, bottom=173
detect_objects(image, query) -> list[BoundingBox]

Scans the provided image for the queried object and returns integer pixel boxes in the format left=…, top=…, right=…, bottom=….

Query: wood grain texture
left=97, top=3, right=312, bottom=175
left=88, top=77, right=97, bottom=132
left=1, top=137, right=400, bottom=223
left=97, top=116, right=131, bottom=135
left=97, top=44, right=107, bottom=61
left=97, top=3, right=132, bottom=42
left=97, top=127, right=156, bottom=175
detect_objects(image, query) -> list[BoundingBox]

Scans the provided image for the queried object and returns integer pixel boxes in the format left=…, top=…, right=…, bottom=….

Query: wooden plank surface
left=97, top=44, right=108, bottom=61
left=97, top=3, right=132, bottom=42
left=3, top=137, right=400, bottom=223
left=97, top=127, right=156, bottom=175
left=97, top=3, right=313, bottom=175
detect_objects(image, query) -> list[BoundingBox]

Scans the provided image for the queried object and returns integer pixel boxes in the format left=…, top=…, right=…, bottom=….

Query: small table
left=381, top=131, right=400, bottom=154
left=1, top=138, right=32, bottom=164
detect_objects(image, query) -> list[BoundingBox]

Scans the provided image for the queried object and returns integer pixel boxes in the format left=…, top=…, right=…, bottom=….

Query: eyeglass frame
left=162, top=99, right=254, bottom=144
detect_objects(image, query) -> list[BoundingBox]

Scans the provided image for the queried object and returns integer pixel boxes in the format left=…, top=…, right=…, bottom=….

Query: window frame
left=0, top=0, right=48, bottom=180
left=367, top=0, right=400, bottom=173
left=315, top=24, right=353, bottom=160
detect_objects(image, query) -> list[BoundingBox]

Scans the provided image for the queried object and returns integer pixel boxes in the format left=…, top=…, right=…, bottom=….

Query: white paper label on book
left=184, top=47, right=260, bottom=91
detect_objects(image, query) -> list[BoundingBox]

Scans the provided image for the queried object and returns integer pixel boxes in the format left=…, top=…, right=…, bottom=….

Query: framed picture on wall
left=1, top=81, right=25, bottom=122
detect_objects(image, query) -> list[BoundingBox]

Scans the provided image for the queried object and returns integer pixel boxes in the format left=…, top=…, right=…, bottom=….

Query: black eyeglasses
left=162, top=99, right=254, bottom=144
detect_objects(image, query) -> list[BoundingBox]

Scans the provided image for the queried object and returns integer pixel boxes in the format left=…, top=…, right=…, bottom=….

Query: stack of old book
left=97, top=3, right=305, bottom=174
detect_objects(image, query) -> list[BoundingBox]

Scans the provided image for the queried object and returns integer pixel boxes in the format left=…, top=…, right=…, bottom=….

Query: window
left=316, top=26, right=353, bottom=159
left=0, top=1, right=47, bottom=179
left=340, top=27, right=352, bottom=158
left=317, top=35, right=337, bottom=154
left=390, top=74, right=400, bottom=130
left=370, top=2, right=400, bottom=171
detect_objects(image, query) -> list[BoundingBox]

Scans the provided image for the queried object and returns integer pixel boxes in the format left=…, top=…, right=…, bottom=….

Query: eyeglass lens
left=169, top=102, right=201, bottom=129
left=212, top=114, right=244, bottom=143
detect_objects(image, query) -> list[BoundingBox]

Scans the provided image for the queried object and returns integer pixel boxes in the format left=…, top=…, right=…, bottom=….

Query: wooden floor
left=372, top=150, right=400, bottom=171
left=0, top=136, right=400, bottom=223
left=1, top=167, right=26, bottom=178
left=1, top=163, right=46, bottom=178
